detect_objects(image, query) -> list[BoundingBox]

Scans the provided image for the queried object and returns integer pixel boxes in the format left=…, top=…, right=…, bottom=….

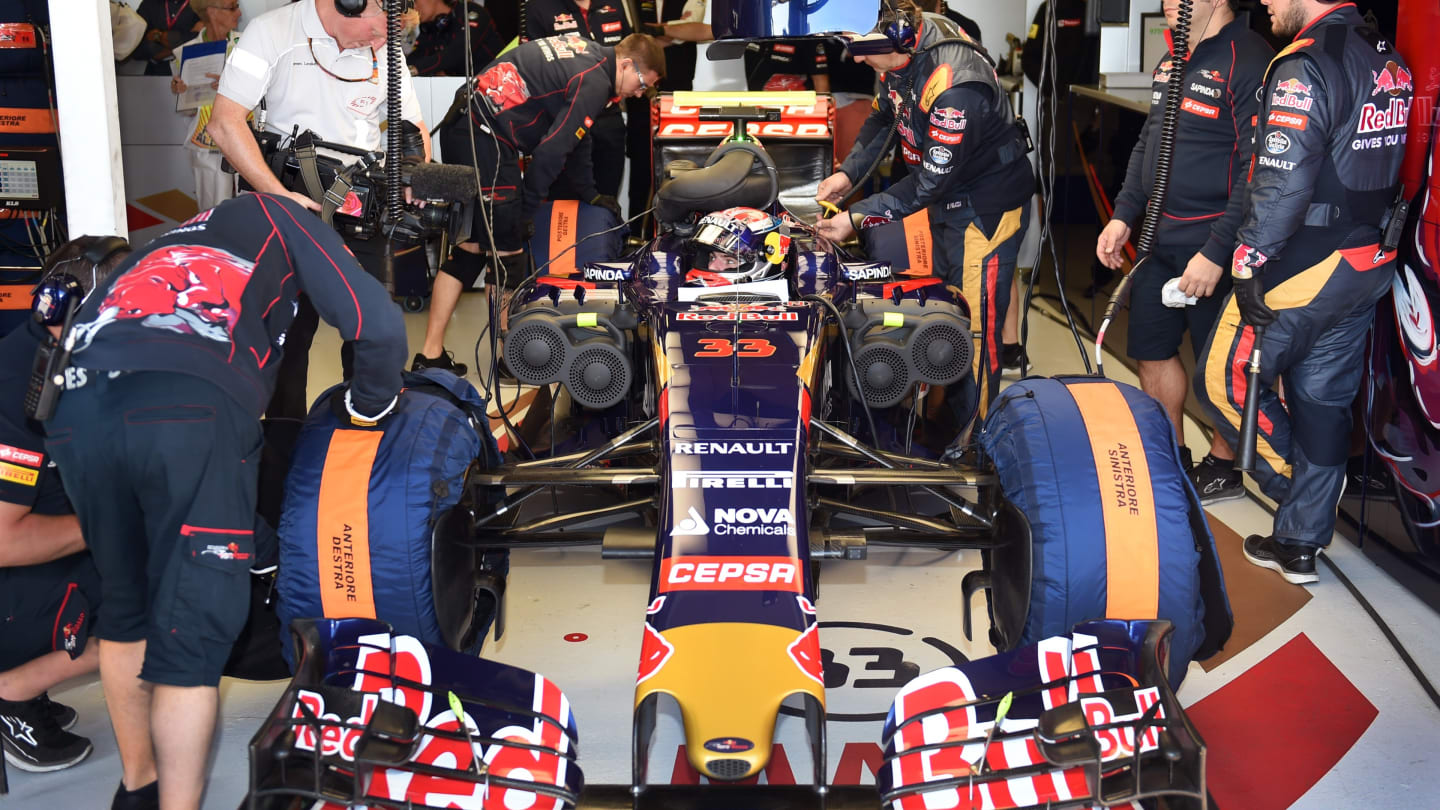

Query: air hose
left=1095, top=0, right=1194, bottom=376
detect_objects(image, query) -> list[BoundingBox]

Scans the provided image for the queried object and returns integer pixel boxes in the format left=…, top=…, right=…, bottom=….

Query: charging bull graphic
left=71, top=245, right=254, bottom=350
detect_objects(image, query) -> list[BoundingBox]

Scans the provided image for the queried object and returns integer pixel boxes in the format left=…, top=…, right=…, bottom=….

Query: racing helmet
left=688, top=207, right=790, bottom=285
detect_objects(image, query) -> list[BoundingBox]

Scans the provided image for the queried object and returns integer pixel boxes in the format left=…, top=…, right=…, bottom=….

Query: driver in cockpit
left=683, top=207, right=791, bottom=287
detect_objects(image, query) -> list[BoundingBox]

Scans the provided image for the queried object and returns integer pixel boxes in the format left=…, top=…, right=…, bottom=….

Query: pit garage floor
left=5, top=290, right=1440, bottom=809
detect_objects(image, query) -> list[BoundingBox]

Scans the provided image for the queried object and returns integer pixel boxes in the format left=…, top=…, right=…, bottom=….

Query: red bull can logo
left=1372, top=61, right=1413, bottom=97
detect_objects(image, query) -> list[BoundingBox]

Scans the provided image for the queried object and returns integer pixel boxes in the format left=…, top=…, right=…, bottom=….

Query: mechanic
left=0, top=238, right=130, bottom=781
left=627, top=0, right=711, bottom=235
left=415, top=33, right=664, bottom=372
left=1194, top=0, right=1411, bottom=585
left=43, top=193, right=407, bottom=810
left=816, top=0, right=1033, bottom=416
left=1095, top=0, right=1272, bottom=502
left=525, top=0, right=634, bottom=211
left=409, top=0, right=505, bottom=77
left=207, top=0, right=429, bottom=420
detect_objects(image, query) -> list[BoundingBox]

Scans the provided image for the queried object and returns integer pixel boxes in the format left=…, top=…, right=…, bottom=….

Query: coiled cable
left=385, top=0, right=404, bottom=225
left=1096, top=0, right=1194, bottom=376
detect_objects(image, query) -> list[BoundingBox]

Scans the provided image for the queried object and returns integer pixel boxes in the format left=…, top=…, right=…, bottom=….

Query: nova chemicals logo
left=671, top=506, right=710, bottom=536
left=674, top=471, right=794, bottom=489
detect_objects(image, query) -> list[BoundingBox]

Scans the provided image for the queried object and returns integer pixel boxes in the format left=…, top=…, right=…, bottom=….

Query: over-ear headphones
left=32, top=236, right=129, bottom=327
left=879, top=0, right=920, bottom=54
left=335, top=0, right=370, bottom=18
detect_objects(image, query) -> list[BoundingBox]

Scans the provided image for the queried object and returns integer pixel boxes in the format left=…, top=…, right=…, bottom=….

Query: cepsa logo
left=658, top=121, right=830, bottom=138
left=659, top=555, right=802, bottom=592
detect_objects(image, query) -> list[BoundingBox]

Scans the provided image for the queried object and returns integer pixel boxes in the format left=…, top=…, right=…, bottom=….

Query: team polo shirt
left=217, top=0, right=421, bottom=154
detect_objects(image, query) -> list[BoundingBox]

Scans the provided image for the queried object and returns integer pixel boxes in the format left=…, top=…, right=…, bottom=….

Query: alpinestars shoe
left=1189, top=453, right=1245, bottom=504
left=1243, top=535, right=1320, bottom=585
left=412, top=350, right=468, bottom=378
left=35, top=692, right=76, bottom=731
left=0, top=695, right=92, bottom=772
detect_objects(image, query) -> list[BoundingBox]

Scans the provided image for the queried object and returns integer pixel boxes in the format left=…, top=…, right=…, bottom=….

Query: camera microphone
left=405, top=162, right=479, bottom=202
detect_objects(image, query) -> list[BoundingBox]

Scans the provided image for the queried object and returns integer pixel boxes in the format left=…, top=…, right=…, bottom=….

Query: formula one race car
left=242, top=94, right=1217, bottom=810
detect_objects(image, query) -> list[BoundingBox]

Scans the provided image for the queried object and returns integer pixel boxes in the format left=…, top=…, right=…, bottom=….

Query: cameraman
left=415, top=33, right=664, bottom=371
left=0, top=238, right=128, bottom=780
left=44, top=193, right=406, bottom=810
left=207, top=0, right=429, bottom=419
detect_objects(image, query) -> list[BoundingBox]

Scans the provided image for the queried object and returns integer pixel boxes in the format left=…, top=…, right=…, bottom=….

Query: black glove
left=1232, top=274, right=1276, bottom=328
left=330, top=386, right=397, bottom=429
left=522, top=219, right=536, bottom=240
left=640, top=22, right=667, bottom=37
left=590, top=194, right=623, bottom=222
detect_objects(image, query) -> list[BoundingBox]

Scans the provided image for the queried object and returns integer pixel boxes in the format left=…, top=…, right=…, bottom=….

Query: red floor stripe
left=1186, top=633, right=1378, bottom=809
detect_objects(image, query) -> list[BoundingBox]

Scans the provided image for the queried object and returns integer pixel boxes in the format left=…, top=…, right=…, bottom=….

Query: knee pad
left=442, top=249, right=485, bottom=288
left=1291, top=399, right=1351, bottom=467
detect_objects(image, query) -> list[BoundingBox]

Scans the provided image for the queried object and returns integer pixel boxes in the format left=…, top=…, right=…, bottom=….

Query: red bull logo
left=637, top=622, right=675, bottom=683
left=82, top=245, right=253, bottom=346
left=1372, top=61, right=1413, bottom=97
left=786, top=623, right=823, bottom=686
left=1274, top=78, right=1312, bottom=96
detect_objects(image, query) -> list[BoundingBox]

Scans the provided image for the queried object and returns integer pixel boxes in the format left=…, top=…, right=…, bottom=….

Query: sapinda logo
left=659, top=555, right=802, bottom=592
left=583, top=266, right=628, bottom=282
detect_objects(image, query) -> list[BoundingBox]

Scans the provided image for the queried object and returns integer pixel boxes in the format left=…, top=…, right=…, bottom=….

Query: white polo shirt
left=217, top=0, right=421, bottom=153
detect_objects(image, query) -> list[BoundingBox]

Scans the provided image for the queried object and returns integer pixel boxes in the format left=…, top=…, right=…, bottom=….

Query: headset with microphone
left=31, top=236, right=130, bottom=327
left=878, top=1, right=921, bottom=54
left=334, top=0, right=370, bottom=18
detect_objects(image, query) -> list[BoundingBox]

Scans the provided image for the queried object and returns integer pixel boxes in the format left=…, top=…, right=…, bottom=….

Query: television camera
left=237, top=121, right=476, bottom=248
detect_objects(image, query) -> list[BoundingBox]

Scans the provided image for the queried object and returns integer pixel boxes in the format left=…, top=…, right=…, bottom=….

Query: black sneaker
left=112, top=779, right=160, bottom=810
left=1177, top=445, right=1194, bottom=472
left=1001, top=343, right=1026, bottom=371
left=0, top=696, right=92, bottom=772
left=412, top=350, right=468, bottom=378
left=1189, top=453, right=1245, bottom=504
left=1243, top=534, right=1320, bottom=585
left=36, top=692, right=76, bottom=731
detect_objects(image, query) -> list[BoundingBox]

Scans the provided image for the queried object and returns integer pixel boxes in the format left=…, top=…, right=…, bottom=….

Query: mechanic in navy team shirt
left=525, top=0, right=635, bottom=208
left=0, top=238, right=129, bottom=782
left=816, top=1, right=1033, bottom=416
left=417, top=33, right=664, bottom=370
left=1096, top=0, right=1271, bottom=502
left=409, top=0, right=506, bottom=77
left=43, top=193, right=407, bottom=810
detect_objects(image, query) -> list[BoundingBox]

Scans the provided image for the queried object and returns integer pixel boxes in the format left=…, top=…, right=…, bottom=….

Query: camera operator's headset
left=31, top=236, right=130, bottom=327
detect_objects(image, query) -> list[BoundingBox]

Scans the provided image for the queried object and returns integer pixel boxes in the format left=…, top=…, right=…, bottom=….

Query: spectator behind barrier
left=0, top=237, right=130, bottom=780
